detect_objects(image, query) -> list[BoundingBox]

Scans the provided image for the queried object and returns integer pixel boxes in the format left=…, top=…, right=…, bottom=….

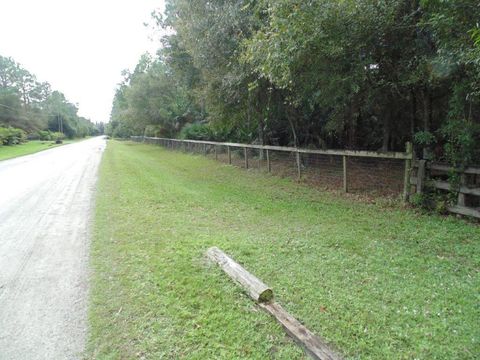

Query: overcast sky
left=0, top=0, right=165, bottom=123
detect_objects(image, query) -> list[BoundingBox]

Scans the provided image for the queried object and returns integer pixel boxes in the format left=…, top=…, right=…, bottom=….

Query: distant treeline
left=0, top=55, right=103, bottom=142
left=109, top=0, right=480, bottom=166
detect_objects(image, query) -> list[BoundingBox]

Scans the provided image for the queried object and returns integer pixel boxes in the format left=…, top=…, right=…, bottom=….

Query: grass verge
left=89, top=140, right=479, bottom=359
left=0, top=139, right=86, bottom=161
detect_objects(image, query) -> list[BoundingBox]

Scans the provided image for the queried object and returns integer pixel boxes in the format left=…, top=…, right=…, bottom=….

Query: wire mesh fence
left=132, top=136, right=411, bottom=198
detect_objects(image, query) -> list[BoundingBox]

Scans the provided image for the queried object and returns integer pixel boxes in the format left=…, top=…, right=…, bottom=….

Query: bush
left=37, top=130, right=53, bottom=141
left=410, top=184, right=449, bottom=215
left=112, top=123, right=134, bottom=139
left=0, top=127, right=26, bottom=145
left=179, top=122, right=252, bottom=143
left=51, top=132, right=65, bottom=141
left=179, top=123, right=216, bottom=141
left=440, top=119, right=480, bottom=167
left=144, top=125, right=165, bottom=138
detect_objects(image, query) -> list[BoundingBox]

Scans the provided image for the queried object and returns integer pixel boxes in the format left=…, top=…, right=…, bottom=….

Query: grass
left=0, top=139, right=82, bottom=161
left=89, top=140, right=479, bottom=359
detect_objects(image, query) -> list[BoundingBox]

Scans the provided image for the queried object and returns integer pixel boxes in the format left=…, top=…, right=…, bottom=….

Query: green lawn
left=0, top=139, right=81, bottom=161
left=89, top=140, right=479, bottom=359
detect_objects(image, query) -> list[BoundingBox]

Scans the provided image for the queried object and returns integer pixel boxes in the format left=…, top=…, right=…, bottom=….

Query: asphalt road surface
left=0, top=137, right=106, bottom=360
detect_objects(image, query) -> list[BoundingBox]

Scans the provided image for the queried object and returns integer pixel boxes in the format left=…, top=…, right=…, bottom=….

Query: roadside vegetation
left=89, top=141, right=479, bottom=359
left=109, top=1, right=479, bottom=168
left=0, top=55, right=103, bottom=141
left=0, top=138, right=82, bottom=161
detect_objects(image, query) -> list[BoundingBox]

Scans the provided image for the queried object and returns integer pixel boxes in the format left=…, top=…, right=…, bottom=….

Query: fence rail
left=131, top=135, right=480, bottom=219
left=132, top=136, right=414, bottom=200
left=411, top=160, right=480, bottom=219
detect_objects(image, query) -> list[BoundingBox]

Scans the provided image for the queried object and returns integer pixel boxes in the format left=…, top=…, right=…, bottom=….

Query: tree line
left=0, top=55, right=102, bottom=144
left=109, top=0, right=480, bottom=166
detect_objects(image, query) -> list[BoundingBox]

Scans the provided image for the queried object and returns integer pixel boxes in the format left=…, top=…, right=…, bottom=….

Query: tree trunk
left=287, top=109, right=298, bottom=147
left=422, top=88, right=432, bottom=159
left=382, top=112, right=391, bottom=151
left=410, top=87, right=417, bottom=139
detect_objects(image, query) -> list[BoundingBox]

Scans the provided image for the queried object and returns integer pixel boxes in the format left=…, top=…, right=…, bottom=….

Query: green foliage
left=179, top=122, right=214, bottom=141
left=440, top=119, right=480, bottom=167
left=112, top=122, right=134, bottom=139
left=413, top=131, right=437, bottom=147
left=144, top=125, right=164, bottom=138
left=112, top=0, right=479, bottom=160
left=52, top=132, right=65, bottom=141
left=108, top=55, right=197, bottom=139
left=0, top=126, right=26, bottom=145
left=1, top=55, right=101, bottom=138
left=34, top=130, right=65, bottom=141
left=0, top=139, right=81, bottom=161
left=437, top=118, right=480, bottom=199
left=409, top=187, right=448, bottom=214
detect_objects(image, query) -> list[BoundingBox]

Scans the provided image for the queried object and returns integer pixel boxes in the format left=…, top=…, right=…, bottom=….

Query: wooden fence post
left=343, top=155, right=348, bottom=193
left=214, top=146, right=218, bottom=160
left=296, top=150, right=301, bottom=179
left=266, top=149, right=271, bottom=173
left=403, top=142, right=413, bottom=202
left=244, top=147, right=249, bottom=169
left=228, top=146, right=232, bottom=164
left=458, top=173, right=466, bottom=206
left=416, top=159, right=427, bottom=194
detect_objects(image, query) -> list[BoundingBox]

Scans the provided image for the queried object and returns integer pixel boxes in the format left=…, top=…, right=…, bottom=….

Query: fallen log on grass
left=260, top=302, right=341, bottom=360
left=206, top=246, right=342, bottom=360
left=206, top=246, right=273, bottom=302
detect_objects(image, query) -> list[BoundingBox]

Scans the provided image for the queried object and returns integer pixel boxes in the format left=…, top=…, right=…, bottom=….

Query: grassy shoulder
left=0, top=138, right=86, bottom=161
left=89, top=140, right=479, bottom=359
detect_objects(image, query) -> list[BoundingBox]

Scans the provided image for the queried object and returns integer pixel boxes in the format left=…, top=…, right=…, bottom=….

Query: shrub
left=37, top=130, right=53, bottom=141
left=144, top=125, right=165, bottom=138
left=410, top=183, right=449, bottom=215
left=0, top=127, right=26, bottom=145
left=440, top=119, right=480, bottom=167
left=51, top=132, right=65, bottom=141
left=179, top=123, right=214, bottom=141
left=179, top=122, right=240, bottom=141
left=112, top=123, right=134, bottom=138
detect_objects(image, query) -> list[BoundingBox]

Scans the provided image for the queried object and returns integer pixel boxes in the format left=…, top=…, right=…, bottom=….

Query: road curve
left=0, top=137, right=106, bottom=360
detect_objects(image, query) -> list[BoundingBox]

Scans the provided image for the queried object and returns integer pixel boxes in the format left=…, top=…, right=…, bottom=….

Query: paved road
left=0, top=137, right=106, bottom=360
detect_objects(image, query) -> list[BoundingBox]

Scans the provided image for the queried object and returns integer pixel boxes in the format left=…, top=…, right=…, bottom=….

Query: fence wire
left=133, top=136, right=407, bottom=197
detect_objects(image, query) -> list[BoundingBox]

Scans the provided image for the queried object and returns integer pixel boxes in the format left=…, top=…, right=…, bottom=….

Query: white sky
left=0, top=0, right=165, bottom=123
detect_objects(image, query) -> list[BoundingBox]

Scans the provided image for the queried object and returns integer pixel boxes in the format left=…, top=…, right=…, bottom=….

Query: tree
left=111, top=0, right=479, bottom=160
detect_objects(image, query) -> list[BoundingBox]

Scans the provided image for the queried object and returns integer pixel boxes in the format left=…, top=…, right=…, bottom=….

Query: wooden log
left=260, top=302, right=342, bottom=360
left=206, top=247, right=273, bottom=302
left=207, top=247, right=342, bottom=360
